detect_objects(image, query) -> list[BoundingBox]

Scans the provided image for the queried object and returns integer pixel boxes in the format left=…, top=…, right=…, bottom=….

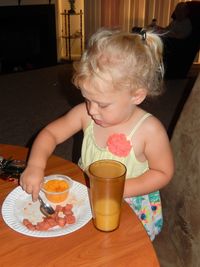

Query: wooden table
left=0, top=144, right=160, bottom=267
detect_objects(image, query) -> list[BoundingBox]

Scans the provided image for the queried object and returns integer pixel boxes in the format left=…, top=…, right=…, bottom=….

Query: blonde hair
left=73, top=28, right=164, bottom=97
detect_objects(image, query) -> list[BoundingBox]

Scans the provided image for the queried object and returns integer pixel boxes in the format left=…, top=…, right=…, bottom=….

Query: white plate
left=1, top=180, right=92, bottom=238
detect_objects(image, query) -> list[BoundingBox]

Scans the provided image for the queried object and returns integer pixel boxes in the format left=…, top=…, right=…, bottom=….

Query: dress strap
left=127, top=113, right=152, bottom=140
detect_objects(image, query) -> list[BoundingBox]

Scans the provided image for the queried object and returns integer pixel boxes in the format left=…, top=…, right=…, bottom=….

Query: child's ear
left=131, top=88, right=147, bottom=105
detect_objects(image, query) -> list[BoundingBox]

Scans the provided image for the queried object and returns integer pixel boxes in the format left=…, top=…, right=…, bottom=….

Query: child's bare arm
left=20, top=103, right=88, bottom=201
left=124, top=117, right=174, bottom=197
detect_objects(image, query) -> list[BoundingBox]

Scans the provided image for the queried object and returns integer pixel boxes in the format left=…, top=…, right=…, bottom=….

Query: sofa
left=153, top=72, right=200, bottom=266
left=163, top=1, right=200, bottom=79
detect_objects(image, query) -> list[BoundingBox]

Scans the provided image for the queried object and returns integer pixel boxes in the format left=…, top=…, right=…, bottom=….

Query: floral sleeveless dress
left=79, top=113, right=163, bottom=241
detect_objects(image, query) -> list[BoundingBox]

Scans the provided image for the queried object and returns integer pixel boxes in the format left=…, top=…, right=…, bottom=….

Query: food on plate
left=23, top=203, right=76, bottom=231
left=42, top=175, right=73, bottom=203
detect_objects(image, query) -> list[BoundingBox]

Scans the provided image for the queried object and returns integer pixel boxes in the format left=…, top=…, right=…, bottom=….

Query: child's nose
left=88, top=102, right=98, bottom=116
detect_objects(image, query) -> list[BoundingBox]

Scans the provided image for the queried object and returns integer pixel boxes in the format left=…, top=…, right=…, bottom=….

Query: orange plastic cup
left=42, top=175, right=73, bottom=203
left=87, top=160, right=126, bottom=232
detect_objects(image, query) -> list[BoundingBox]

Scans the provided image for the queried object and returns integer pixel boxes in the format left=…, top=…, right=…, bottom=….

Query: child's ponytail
left=144, top=30, right=164, bottom=80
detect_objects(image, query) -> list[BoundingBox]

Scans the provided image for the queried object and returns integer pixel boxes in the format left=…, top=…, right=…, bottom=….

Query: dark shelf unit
left=61, top=10, right=83, bottom=61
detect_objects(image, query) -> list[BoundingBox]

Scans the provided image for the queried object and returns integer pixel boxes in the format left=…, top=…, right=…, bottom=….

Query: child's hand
left=20, top=165, right=44, bottom=202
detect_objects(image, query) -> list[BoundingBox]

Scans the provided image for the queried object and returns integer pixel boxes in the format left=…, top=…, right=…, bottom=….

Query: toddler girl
left=20, top=28, right=174, bottom=241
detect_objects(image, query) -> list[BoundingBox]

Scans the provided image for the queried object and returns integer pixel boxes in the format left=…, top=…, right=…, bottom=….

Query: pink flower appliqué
left=107, top=133, right=132, bottom=157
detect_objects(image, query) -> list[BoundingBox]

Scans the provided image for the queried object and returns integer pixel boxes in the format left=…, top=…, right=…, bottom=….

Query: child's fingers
left=32, top=189, right=40, bottom=202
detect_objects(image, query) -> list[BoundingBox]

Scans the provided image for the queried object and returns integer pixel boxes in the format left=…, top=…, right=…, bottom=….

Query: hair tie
left=140, top=30, right=146, bottom=41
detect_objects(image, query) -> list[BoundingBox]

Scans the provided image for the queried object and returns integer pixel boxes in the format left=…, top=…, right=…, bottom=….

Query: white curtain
left=84, top=0, right=191, bottom=36
left=84, top=0, right=199, bottom=62
left=84, top=0, right=101, bottom=43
